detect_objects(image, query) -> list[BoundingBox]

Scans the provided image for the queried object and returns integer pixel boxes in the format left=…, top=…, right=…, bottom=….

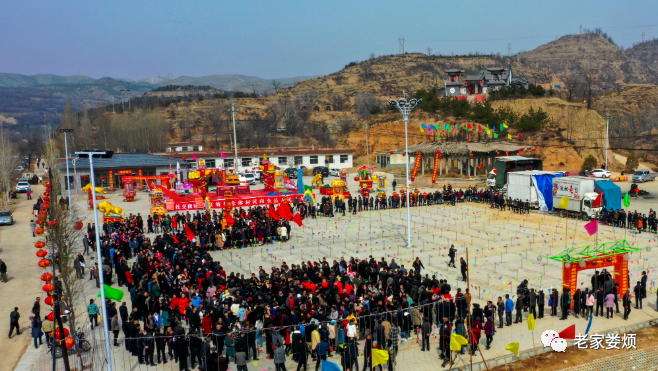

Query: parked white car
left=329, top=168, right=339, bottom=177
left=590, top=169, right=611, bottom=178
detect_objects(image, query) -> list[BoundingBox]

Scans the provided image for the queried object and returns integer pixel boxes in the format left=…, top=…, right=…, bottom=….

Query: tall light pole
left=602, top=116, right=611, bottom=170
left=363, top=124, right=370, bottom=167
left=229, top=103, right=240, bottom=172
left=388, top=93, right=422, bottom=248
left=59, top=129, right=74, bottom=220
left=75, top=150, right=114, bottom=371
left=72, top=157, right=79, bottom=196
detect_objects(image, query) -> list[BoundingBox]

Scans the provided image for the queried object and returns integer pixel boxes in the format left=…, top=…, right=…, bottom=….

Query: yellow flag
left=559, top=196, right=569, bottom=209
left=450, top=333, right=469, bottom=351
left=253, top=361, right=258, bottom=367
left=372, top=349, right=389, bottom=367
left=527, top=313, right=535, bottom=331
left=508, top=134, right=512, bottom=139
left=505, top=342, right=520, bottom=356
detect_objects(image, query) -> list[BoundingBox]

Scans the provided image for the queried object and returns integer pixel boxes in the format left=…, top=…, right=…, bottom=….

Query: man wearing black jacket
left=514, top=294, right=524, bottom=323
left=560, top=289, right=571, bottom=320
left=528, top=289, right=537, bottom=319
left=622, top=290, right=632, bottom=320
left=175, top=336, right=190, bottom=371
left=496, top=297, right=505, bottom=329
left=595, top=289, right=605, bottom=316
left=538, top=290, right=545, bottom=319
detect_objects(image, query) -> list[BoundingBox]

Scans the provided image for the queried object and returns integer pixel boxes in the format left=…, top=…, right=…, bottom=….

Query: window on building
left=206, top=159, right=216, bottom=168
left=242, top=158, right=252, bottom=167
left=340, top=155, right=349, bottom=163
left=325, top=155, right=334, bottom=164
left=193, top=146, right=200, bottom=151
left=278, top=157, right=288, bottom=165
left=294, top=156, right=303, bottom=166
left=310, top=156, right=318, bottom=164
left=224, top=158, right=234, bottom=168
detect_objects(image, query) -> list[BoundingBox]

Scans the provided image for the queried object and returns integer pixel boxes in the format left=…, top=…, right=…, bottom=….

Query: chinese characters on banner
left=574, top=333, right=636, bottom=350
left=172, top=195, right=305, bottom=211
left=431, top=151, right=440, bottom=184
left=411, top=151, right=422, bottom=182
left=552, top=179, right=581, bottom=200
left=108, top=169, right=114, bottom=191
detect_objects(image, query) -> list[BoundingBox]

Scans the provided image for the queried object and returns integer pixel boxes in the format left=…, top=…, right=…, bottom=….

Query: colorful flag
left=293, top=213, right=303, bottom=227
left=623, top=192, right=630, bottom=208
left=502, top=122, right=508, bottom=130
left=185, top=224, right=196, bottom=241
left=269, top=204, right=280, bottom=220
left=321, top=360, right=341, bottom=371
left=559, top=196, right=569, bottom=209
left=559, top=324, right=576, bottom=339
left=505, top=342, right=520, bottom=356
left=372, top=349, right=389, bottom=367
left=98, top=284, right=124, bottom=301
left=450, top=333, right=468, bottom=351
left=494, top=133, right=499, bottom=139
left=592, top=192, right=602, bottom=208
left=527, top=313, right=535, bottom=331
left=225, top=210, right=234, bottom=227
left=584, top=220, right=598, bottom=236
left=508, top=134, right=512, bottom=140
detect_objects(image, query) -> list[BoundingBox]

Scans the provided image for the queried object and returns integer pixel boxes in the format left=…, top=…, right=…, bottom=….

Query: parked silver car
left=0, top=210, right=14, bottom=225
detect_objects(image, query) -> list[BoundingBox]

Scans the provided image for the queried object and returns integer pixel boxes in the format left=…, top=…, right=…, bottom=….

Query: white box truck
left=552, top=176, right=601, bottom=218
left=506, top=170, right=562, bottom=208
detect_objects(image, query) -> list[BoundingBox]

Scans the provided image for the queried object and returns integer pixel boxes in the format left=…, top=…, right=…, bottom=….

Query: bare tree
left=355, top=93, right=379, bottom=119
left=369, top=53, right=376, bottom=60
left=580, top=69, right=597, bottom=110
left=0, top=126, right=20, bottom=204
left=336, top=117, right=355, bottom=135
left=331, top=93, right=346, bottom=111
left=271, top=80, right=281, bottom=93
left=298, top=89, right=320, bottom=110
left=42, top=137, right=85, bottom=335
left=562, top=106, right=580, bottom=140
left=361, top=63, right=375, bottom=82
left=562, top=75, right=580, bottom=103
left=426, top=47, right=432, bottom=56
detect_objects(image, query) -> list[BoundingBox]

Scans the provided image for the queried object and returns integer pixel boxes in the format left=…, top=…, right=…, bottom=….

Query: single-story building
left=153, top=147, right=356, bottom=173
left=376, top=141, right=534, bottom=177
left=59, top=153, right=191, bottom=192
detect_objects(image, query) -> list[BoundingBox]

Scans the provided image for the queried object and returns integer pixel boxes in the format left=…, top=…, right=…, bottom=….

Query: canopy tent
left=595, top=180, right=621, bottom=211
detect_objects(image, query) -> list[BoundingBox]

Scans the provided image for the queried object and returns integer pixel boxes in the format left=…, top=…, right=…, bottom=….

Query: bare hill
left=515, top=34, right=657, bottom=85
left=625, top=39, right=658, bottom=77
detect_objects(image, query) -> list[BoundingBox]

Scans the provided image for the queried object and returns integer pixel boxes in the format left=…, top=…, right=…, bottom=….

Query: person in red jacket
left=470, top=319, right=482, bottom=355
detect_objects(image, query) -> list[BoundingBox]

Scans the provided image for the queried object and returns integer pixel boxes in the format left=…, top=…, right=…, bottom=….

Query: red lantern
left=493, top=169, right=498, bottom=173
left=469, top=153, right=473, bottom=157
left=38, top=259, right=51, bottom=269
left=389, top=151, right=394, bottom=154
left=41, top=273, right=54, bottom=282
left=518, top=134, right=523, bottom=139
left=478, top=165, right=482, bottom=169
left=35, top=241, right=46, bottom=249
left=36, top=250, right=48, bottom=258
left=42, top=283, right=54, bottom=292
left=182, top=157, right=186, bottom=161
left=45, top=182, right=50, bottom=188
left=496, top=152, right=500, bottom=155
left=74, top=221, right=84, bottom=230
left=82, top=175, right=88, bottom=180
left=39, top=209, right=47, bottom=215
left=43, top=203, right=50, bottom=209
left=532, top=148, right=536, bottom=152
left=65, top=336, right=75, bottom=349
left=35, top=227, right=45, bottom=235
left=354, top=177, right=359, bottom=181
left=54, top=327, right=70, bottom=340
left=101, top=177, right=106, bottom=181
left=44, top=191, right=50, bottom=196
left=48, top=220, right=58, bottom=227
left=44, top=296, right=53, bottom=306
left=36, top=219, right=45, bottom=225
left=43, top=196, right=50, bottom=202
left=402, top=153, right=406, bottom=157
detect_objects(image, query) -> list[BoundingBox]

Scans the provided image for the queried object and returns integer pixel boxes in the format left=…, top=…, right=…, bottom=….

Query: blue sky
left=1, top=0, right=657, bottom=81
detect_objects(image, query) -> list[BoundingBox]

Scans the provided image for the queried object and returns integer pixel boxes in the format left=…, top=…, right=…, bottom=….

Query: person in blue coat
left=505, top=294, right=514, bottom=326
left=31, top=315, right=43, bottom=349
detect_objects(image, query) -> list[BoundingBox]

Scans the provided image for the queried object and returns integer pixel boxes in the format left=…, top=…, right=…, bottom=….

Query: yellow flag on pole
left=559, top=196, right=569, bottom=209
left=450, top=333, right=469, bottom=351
left=527, top=313, right=535, bottom=331
left=505, top=342, right=520, bottom=356
left=372, top=349, right=389, bottom=367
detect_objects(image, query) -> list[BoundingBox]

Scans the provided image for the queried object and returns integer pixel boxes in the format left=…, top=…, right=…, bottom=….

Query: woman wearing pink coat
left=605, top=293, right=616, bottom=318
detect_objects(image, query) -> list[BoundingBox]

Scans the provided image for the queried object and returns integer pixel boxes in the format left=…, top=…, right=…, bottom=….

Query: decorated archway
left=546, top=239, right=651, bottom=308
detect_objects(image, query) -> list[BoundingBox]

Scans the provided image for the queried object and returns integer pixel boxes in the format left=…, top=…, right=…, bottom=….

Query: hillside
left=625, top=39, right=658, bottom=77
left=592, top=84, right=658, bottom=116
left=515, top=34, right=657, bottom=85
left=0, top=73, right=314, bottom=126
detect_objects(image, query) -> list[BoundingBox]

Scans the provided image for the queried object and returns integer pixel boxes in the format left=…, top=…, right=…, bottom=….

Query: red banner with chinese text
left=431, top=151, right=440, bottom=184
left=411, top=151, right=422, bottom=182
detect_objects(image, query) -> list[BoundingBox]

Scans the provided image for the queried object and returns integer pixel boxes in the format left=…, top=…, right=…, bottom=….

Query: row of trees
left=63, top=103, right=171, bottom=153
left=412, top=88, right=552, bottom=131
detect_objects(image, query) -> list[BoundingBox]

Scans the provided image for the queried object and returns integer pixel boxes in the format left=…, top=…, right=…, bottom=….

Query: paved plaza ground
left=4, top=172, right=658, bottom=371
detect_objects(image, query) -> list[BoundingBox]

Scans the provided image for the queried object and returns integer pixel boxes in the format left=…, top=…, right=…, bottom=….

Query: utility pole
left=399, top=37, right=405, bottom=54
left=58, top=129, right=74, bottom=220
left=364, top=124, right=370, bottom=167
left=252, top=84, right=257, bottom=96
left=603, top=116, right=611, bottom=170
left=119, top=89, right=126, bottom=110
left=126, top=89, right=132, bottom=110
left=229, top=103, right=240, bottom=172
left=508, top=43, right=511, bottom=57
left=642, top=31, right=645, bottom=42
left=580, top=24, right=582, bottom=34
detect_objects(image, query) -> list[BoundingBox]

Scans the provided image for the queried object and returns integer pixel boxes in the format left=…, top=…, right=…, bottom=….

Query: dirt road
left=0, top=171, right=49, bottom=371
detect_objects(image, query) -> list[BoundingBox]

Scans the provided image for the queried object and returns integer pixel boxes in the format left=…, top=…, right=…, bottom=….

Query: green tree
left=625, top=152, right=640, bottom=171
left=528, top=84, right=546, bottom=97
left=582, top=155, right=598, bottom=171
left=516, top=107, right=550, bottom=131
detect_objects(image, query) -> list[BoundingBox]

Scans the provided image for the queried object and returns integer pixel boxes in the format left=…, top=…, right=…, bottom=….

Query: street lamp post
left=72, top=157, right=79, bottom=196
left=75, top=150, right=114, bottom=371
left=602, top=116, right=611, bottom=170
left=59, top=129, right=74, bottom=220
left=229, top=103, right=240, bottom=172
left=363, top=124, right=370, bottom=167
left=388, top=93, right=422, bottom=249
